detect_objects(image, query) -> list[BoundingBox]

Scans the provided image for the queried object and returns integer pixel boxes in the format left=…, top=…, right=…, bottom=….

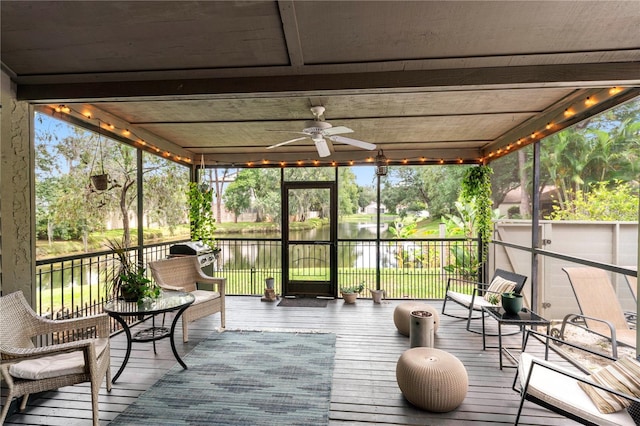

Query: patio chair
left=558, top=267, right=636, bottom=358
left=441, top=268, right=528, bottom=334
left=148, top=256, right=226, bottom=342
left=623, top=268, right=637, bottom=324
left=624, top=269, right=637, bottom=301
left=513, top=329, right=640, bottom=426
left=0, top=291, right=112, bottom=426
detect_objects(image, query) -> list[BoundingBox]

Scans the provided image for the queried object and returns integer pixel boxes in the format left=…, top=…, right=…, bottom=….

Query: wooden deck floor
left=2, top=296, right=580, bottom=425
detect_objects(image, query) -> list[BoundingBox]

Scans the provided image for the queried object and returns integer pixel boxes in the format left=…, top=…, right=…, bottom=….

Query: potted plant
left=340, top=282, right=365, bottom=304
left=501, top=291, right=523, bottom=315
left=107, top=239, right=160, bottom=303
left=187, top=182, right=217, bottom=251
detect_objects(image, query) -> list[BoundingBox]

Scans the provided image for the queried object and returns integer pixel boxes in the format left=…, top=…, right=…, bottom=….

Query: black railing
left=35, top=237, right=479, bottom=332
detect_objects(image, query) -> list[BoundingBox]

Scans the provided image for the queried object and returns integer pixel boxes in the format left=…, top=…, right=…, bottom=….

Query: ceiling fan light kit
left=267, top=106, right=377, bottom=158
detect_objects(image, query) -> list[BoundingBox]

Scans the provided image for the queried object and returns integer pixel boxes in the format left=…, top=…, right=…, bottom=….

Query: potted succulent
left=340, top=282, right=365, bottom=304
left=107, top=239, right=160, bottom=303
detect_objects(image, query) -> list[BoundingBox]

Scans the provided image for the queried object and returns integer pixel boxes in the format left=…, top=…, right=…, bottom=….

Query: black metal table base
left=108, top=304, right=191, bottom=383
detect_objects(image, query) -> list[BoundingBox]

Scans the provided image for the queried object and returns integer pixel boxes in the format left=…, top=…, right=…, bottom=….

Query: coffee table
left=104, top=291, right=195, bottom=382
left=482, top=306, right=550, bottom=369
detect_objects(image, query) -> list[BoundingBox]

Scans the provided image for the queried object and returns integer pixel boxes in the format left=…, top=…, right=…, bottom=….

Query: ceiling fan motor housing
left=304, top=120, right=333, bottom=134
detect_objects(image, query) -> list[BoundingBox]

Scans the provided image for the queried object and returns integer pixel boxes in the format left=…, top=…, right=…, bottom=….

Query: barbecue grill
left=169, top=241, right=216, bottom=275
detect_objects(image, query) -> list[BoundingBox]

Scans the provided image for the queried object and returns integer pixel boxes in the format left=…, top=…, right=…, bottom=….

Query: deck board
left=2, top=297, right=580, bottom=425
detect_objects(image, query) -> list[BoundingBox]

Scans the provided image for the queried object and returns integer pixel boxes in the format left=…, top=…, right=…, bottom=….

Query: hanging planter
left=460, top=165, right=494, bottom=264
left=90, top=173, right=110, bottom=191
left=89, top=122, right=111, bottom=192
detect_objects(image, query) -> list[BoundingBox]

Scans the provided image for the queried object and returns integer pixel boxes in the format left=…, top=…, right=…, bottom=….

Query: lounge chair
left=623, top=268, right=637, bottom=324
left=513, top=329, right=640, bottom=426
left=558, top=267, right=636, bottom=358
left=148, top=256, right=226, bottom=342
left=624, top=269, right=637, bottom=301
left=441, top=268, right=528, bottom=333
left=0, top=291, right=112, bottom=425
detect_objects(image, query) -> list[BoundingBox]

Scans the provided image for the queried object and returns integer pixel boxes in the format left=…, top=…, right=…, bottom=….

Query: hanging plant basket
left=91, top=173, right=110, bottom=191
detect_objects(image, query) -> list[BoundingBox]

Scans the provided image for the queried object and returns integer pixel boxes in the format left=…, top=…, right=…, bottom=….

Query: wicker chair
left=0, top=290, right=111, bottom=425
left=148, top=256, right=226, bottom=342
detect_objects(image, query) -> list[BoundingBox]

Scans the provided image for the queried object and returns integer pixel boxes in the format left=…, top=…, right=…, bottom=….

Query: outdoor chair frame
left=513, top=329, right=640, bottom=426
left=441, top=268, right=528, bottom=334
left=556, top=267, right=636, bottom=358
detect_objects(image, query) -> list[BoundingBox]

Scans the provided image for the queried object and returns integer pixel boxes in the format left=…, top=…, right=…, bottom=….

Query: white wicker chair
left=148, top=256, right=226, bottom=342
left=0, top=290, right=111, bottom=426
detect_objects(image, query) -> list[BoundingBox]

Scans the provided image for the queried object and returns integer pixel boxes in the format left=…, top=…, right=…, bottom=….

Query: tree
left=381, top=165, right=469, bottom=219
left=546, top=181, right=638, bottom=221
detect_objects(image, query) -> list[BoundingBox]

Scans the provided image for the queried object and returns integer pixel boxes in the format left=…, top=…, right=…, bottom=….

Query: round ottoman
left=394, top=302, right=440, bottom=336
left=396, top=347, right=468, bottom=412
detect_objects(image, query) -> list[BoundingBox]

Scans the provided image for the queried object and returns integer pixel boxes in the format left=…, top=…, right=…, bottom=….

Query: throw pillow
left=578, top=356, right=640, bottom=414
left=483, top=276, right=516, bottom=304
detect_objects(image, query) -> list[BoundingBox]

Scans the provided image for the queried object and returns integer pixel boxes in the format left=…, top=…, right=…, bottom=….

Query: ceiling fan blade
left=266, top=136, right=308, bottom=150
left=328, top=135, right=377, bottom=151
left=314, top=138, right=331, bottom=157
left=323, top=126, right=354, bottom=136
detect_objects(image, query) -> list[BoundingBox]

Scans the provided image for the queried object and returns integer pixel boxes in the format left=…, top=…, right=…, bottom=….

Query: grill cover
left=169, top=241, right=212, bottom=256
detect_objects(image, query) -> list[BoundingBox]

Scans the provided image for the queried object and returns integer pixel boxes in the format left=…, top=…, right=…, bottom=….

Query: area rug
left=110, top=330, right=336, bottom=425
left=277, top=297, right=329, bottom=308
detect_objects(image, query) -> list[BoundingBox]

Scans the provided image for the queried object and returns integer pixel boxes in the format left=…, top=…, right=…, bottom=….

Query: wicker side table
left=396, top=347, right=468, bottom=412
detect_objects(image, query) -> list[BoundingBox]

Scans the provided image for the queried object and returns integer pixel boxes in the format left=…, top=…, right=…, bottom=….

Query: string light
left=49, top=86, right=629, bottom=169
left=47, top=104, right=192, bottom=165
left=486, top=86, right=629, bottom=162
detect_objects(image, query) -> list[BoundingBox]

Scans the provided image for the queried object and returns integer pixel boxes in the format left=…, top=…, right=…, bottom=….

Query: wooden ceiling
left=2, top=1, right=640, bottom=167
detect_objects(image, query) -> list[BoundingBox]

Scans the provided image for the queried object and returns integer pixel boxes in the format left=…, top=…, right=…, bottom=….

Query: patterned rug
left=111, top=330, right=336, bottom=425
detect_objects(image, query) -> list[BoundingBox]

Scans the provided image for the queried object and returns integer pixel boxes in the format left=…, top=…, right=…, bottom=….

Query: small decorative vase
left=265, top=277, right=275, bottom=290
left=501, top=293, right=523, bottom=315
left=342, top=292, right=358, bottom=304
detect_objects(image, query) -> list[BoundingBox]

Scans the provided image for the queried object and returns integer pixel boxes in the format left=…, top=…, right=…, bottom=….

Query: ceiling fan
left=267, top=106, right=376, bottom=157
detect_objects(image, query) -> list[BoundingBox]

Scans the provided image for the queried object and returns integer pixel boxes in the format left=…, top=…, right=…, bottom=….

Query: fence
left=35, top=237, right=480, bottom=332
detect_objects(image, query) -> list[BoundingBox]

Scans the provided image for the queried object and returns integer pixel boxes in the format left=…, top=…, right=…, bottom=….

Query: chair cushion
left=9, top=338, right=109, bottom=380
left=483, top=276, right=516, bottom=303
left=191, top=289, right=220, bottom=305
left=446, top=291, right=494, bottom=310
left=519, top=353, right=635, bottom=426
left=578, top=356, right=640, bottom=414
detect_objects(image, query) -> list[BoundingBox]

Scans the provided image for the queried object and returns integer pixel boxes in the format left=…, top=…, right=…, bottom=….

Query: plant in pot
left=340, top=282, right=365, bottom=304
left=107, top=239, right=160, bottom=303
left=187, top=181, right=217, bottom=252
left=501, top=291, right=524, bottom=315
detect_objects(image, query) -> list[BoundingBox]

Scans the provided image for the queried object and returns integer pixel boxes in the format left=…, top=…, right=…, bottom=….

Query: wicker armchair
left=0, top=291, right=111, bottom=425
left=148, top=256, right=226, bottom=342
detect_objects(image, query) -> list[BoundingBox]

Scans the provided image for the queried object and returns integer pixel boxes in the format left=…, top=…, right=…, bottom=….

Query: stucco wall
left=0, top=70, right=35, bottom=301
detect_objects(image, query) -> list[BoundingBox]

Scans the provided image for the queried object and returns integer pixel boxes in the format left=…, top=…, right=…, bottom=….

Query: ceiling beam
left=18, top=62, right=640, bottom=103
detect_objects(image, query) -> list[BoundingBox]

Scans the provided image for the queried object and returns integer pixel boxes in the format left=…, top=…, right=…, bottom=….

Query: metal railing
left=35, top=237, right=480, bottom=332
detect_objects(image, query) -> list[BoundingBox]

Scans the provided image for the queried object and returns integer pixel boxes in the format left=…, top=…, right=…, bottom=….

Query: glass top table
left=482, top=306, right=550, bottom=369
left=104, top=290, right=195, bottom=382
